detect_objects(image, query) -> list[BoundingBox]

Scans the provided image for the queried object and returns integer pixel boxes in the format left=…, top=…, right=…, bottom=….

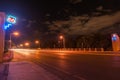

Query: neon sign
left=4, top=15, right=16, bottom=30
left=7, top=15, right=16, bottom=24
left=4, top=23, right=12, bottom=30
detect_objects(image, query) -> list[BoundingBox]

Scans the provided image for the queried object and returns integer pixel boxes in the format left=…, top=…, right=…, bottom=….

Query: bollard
left=95, top=48, right=97, bottom=52
left=101, top=48, right=104, bottom=52
left=83, top=48, right=85, bottom=52
left=89, top=48, right=91, bottom=52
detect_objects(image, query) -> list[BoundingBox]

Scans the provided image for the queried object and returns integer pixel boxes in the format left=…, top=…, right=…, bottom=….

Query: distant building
left=111, top=33, right=120, bottom=51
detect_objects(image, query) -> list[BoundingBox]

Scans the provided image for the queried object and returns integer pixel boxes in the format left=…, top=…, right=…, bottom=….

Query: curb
left=3, top=51, right=14, bottom=62
left=0, top=63, right=9, bottom=80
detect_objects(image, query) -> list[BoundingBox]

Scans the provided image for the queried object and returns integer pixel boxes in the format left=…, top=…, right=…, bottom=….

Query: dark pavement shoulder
left=7, top=61, right=61, bottom=80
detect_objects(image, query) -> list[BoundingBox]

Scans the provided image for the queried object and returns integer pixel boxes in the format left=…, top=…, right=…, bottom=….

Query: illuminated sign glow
left=7, top=15, right=16, bottom=24
left=4, top=15, right=16, bottom=30
left=4, top=23, right=12, bottom=30
left=112, top=34, right=117, bottom=41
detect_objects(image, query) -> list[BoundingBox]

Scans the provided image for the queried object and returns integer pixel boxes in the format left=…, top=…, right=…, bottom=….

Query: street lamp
left=35, top=40, right=40, bottom=49
left=9, top=31, right=19, bottom=49
left=20, top=44, right=23, bottom=47
left=59, top=35, right=65, bottom=48
left=24, top=42, right=30, bottom=48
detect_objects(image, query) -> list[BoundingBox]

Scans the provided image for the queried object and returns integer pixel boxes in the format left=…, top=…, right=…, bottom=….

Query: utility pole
left=0, top=12, right=5, bottom=62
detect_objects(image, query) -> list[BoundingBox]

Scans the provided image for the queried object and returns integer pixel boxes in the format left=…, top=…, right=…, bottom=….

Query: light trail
left=10, top=49, right=38, bottom=55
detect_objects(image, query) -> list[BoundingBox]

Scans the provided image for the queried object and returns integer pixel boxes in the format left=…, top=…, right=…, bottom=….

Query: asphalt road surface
left=11, top=49, right=120, bottom=80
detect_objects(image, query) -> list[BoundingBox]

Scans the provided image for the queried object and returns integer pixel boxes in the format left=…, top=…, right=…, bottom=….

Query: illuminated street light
left=35, top=40, right=39, bottom=44
left=24, top=42, right=30, bottom=46
left=35, top=40, right=40, bottom=49
left=13, top=32, right=19, bottom=36
left=60, top=35, right=63, bottom=40
left=20, top=44, right=23, bottom=47
left=9, top=31, right=19, bottom=49
left=59, top=35, right=65, bottom=48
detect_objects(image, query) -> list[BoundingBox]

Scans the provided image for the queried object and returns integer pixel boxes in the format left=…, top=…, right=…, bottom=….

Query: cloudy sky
left=1, top=0, right=120, bottom=42
left=48, top=11, right=120, bottom=35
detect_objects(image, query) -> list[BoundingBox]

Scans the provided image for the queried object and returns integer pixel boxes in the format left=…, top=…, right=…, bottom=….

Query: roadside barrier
left=42, top=48, right=104, bottom=52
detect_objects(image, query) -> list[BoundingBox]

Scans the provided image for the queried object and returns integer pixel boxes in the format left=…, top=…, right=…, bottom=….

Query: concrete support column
left=111, top=34, right=120, bottom=51
left=0, top=12, right=5, bottom=62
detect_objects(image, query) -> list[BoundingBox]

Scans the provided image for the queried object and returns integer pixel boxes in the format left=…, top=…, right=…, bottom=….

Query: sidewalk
left=0, top=61, right=61, bottom=80
left=7, top=61, right=60, bottom=80
left=0, top=63, right=8, bottom=80
left=1, top=51, right=60, bottom=80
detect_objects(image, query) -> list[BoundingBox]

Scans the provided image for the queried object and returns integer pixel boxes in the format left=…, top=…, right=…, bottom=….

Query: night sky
left=1, top=0, right=120, bottom=45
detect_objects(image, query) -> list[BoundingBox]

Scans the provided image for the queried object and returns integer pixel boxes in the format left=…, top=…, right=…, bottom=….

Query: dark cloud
left=48, top=11, right=120, bottom=35
left=69, top=0, right=82, bottom=4
left=26, top=20, right=36, bottom=28
left=96, top=6, right=103, bottom=11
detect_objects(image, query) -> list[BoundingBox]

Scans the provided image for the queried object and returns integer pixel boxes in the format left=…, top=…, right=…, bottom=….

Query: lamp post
left=9, top=32, right=19, bottom=49
left=59, top=35, right=65, bottom=48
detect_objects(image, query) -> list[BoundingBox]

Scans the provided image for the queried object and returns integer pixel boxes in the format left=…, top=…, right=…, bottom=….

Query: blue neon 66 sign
left=4, top=15, right=16, bottom=30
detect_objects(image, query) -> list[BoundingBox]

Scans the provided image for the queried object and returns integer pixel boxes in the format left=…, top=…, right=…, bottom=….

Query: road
left=11, top=49, right=120, bottom=80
